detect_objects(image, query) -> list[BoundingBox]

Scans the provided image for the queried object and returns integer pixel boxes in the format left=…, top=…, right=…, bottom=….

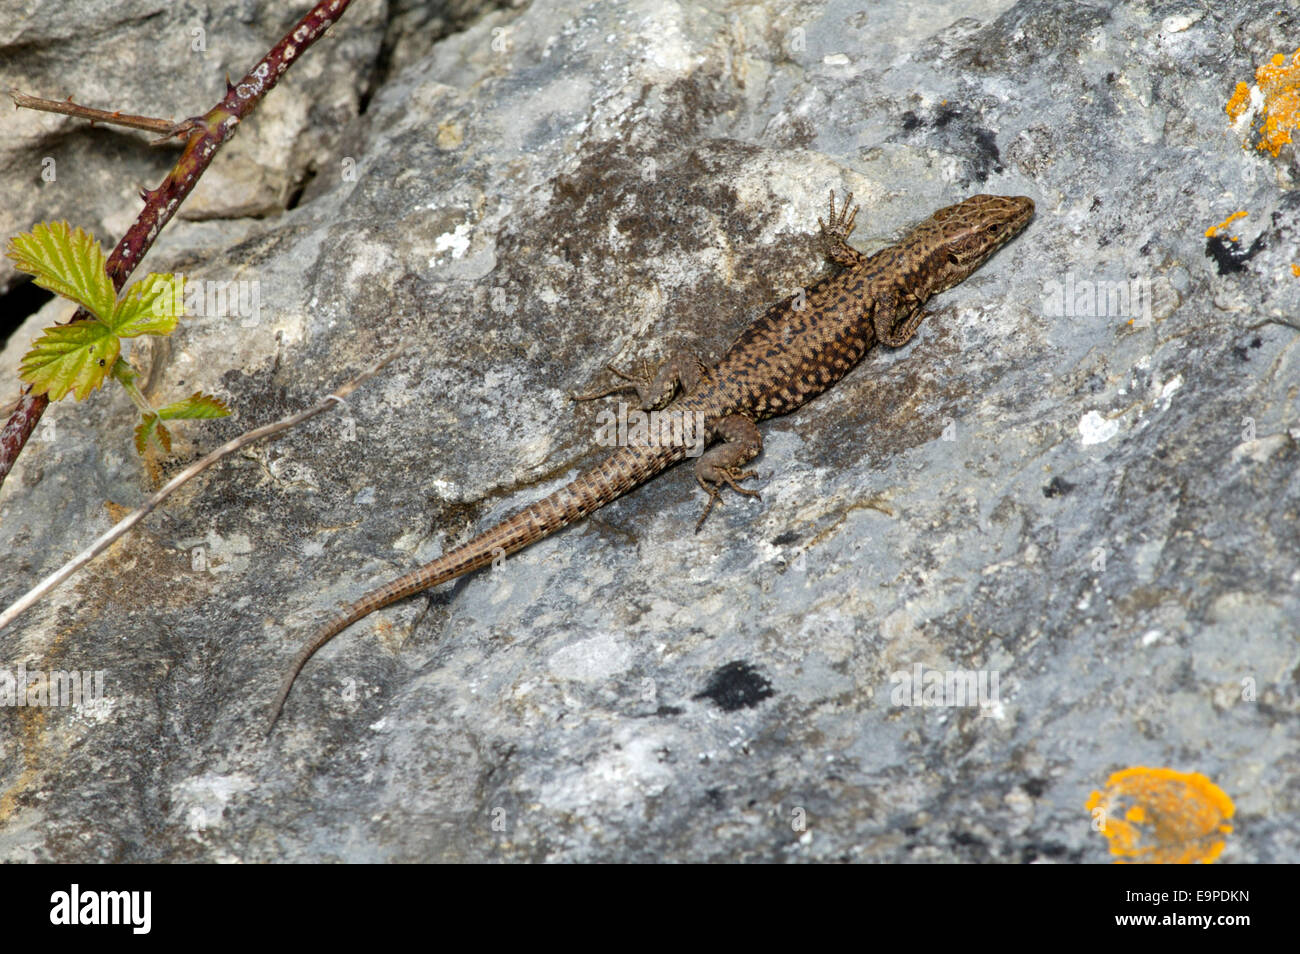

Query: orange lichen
left=1291, top=263, right=1300, bottom=278
left=1085, top=766, right=1234, bottom=864
left=1226, top=81, right=1252, bottom=123
left=1205, top=210, right=1247, bottom=238
left=1226, top=48, right=1300, bottom=155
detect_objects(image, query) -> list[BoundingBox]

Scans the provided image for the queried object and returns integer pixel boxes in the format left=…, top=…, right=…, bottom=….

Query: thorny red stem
left=0, top=0, right=354, bottom=490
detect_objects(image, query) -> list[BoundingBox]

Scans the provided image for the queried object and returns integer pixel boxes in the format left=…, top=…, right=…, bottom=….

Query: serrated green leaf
left=157, top=391, right=230, bottom=420
left=18, top=319, right=121, bottom=401
left=134, top=414, right=172, bottom=456
left=112, top=273, right=183, bottom=337
left=6, top=222, right=115, bottom=320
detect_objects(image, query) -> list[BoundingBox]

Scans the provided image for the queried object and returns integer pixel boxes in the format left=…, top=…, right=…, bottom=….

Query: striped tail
left=266, top=440, right=689, bottom=731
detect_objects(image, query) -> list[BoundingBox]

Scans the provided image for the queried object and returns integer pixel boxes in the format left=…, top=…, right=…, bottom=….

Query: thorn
left=226, top=74, right=235, bottom=95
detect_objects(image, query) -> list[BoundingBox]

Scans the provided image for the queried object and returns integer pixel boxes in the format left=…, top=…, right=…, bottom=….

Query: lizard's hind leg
left=573, top=351, right=706, bottom=410
left=694, top=414, right=762, bottom=532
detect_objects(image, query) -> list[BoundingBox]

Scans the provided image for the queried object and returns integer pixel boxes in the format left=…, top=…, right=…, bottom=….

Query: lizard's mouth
left=979, top=194, right=1036, bottom=237
left=1006, top=195, right=1036, bottom=232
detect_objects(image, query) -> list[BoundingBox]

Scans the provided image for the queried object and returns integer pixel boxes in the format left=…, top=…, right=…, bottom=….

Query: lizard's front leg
left=573, top=350, right=707, bottom=410
left=872, top=292, right=929, bottom=348
left=694, top=414, right=762, bottom=532
left=819, top=190, right=865, bottom=269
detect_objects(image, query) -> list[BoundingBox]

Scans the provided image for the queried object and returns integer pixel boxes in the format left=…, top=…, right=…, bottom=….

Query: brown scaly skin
left=266, top=191, right=1035, bottom=731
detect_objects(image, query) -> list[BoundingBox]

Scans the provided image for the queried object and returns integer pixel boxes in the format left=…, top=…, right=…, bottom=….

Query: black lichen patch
left=1231, top=336, right=1263, bottom=361
left=896, top=103, right=1003, bottom=183
left=968, top=127, right=1005, bottom=179
left=1042, top=475, right=1076, bottom=498
left=693, top=660, right=774, bottom=711
left=1205, top=232, right=1266, bottom=275
left=900, top=104, right=962, bottom=131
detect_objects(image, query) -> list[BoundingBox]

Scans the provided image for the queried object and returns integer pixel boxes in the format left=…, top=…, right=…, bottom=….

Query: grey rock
left=0, top=0, right=1295, bottom=862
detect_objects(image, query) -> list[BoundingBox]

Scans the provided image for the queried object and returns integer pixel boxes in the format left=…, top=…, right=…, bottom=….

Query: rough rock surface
left=0, top=0, right=1296, bottom=862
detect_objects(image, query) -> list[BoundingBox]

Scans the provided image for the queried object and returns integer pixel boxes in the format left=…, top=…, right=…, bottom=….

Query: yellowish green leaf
left=157, top=392, right=230, bottom=420
left=112, top=273, right=184, bottom=337
left=5, top=221, right=115, bottom=319
left=19, top=319, right=121, bottom=401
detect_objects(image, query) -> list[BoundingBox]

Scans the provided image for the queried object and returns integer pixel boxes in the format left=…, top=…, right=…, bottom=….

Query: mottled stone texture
left=0, top=0, right=1295, bottom=862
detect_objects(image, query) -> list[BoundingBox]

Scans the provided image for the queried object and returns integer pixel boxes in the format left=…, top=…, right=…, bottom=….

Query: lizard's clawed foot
left=818, top=190, right=862, bottom=268
left=694, top=468, right=761, bottom=533
left=572, top=360, right=655, bottom=402
left=877, top=306, right=932, bottom=348
left=574, top=353, right=703, bottom=409
left=819, top=190, right=859, bottom=241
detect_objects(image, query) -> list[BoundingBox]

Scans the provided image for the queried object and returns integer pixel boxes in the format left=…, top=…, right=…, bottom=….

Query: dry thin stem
left=0, top=349, right=401, bottom=634
left=9, top=89, right=177, bottom=135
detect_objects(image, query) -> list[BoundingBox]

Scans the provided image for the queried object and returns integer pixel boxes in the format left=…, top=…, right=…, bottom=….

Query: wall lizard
left=267, top=191, right=1034, bottom=731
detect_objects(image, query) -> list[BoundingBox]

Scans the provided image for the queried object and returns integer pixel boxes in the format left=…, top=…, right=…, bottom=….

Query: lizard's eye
left=947, top=253, right=961, bottom=266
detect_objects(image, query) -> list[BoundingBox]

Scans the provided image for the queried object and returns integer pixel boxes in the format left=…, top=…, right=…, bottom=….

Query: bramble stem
left=0, top=0, right=356, bottom=489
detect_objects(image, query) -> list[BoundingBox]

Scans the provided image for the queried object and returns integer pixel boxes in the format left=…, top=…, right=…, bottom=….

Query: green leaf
left=134, top=414, right=173, bottom=455
left=112, top=273, right=184, bottom=337
left=157, top=392, right=230, bottom=420
left=18, top=319, right=121, bottom=401
left=5, top=221, right=115, bottom=320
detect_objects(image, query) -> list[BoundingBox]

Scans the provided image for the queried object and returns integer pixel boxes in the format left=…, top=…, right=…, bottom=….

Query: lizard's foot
left=819, top=190, right=864, bottom=269
left=694, top=468, right=761, bottom=533
left=573, top=351, right=706, bottom=410
left=876, top=304, right=931, bottom=348
left=572, top=360, right=654, bottom=403
left=692, top=413, right=763, bottom=532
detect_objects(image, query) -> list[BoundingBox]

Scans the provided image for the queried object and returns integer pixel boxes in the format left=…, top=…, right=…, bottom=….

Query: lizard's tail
left=266, top=440, right=690, bottom=732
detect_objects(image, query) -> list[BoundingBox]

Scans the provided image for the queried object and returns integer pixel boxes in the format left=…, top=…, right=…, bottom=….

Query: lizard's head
left=921, top=194, right=1035, bottom=294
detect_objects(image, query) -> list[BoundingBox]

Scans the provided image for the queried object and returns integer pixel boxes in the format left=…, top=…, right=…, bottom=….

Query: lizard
left=266, top=190, right=1034, bottom=732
